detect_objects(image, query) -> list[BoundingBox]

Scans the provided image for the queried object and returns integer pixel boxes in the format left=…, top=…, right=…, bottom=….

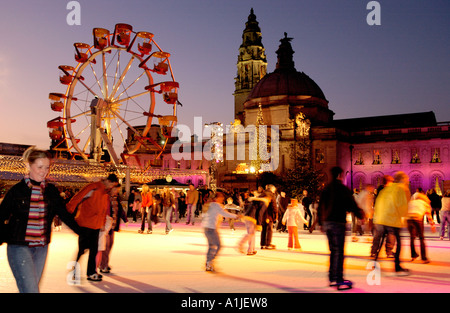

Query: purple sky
left=0, top=0, right=449, bottom=150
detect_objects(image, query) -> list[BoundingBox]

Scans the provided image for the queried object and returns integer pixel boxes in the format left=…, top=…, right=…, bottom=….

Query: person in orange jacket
left=66, top=174, right=119, bottom=281
left=139, top=184, right=154, bottom=233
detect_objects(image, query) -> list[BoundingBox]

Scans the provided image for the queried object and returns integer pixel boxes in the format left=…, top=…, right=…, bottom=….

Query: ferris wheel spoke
left=67, top=109, right=91, bottom=120
left=75, top=77, right=101, bottom=99
left=109, top=54, right=135, bottom=101
left=111, top=116, right=130, bottom=153
left=108, top=109, right=150, bottom=144
left=115, top=70, right=146, bottom=100
left=82, top=134, right=91, bottom=154
left=69, top=122, right=92, bottom=154
left=117, top=88, right=149, bottom=123
left=109, top=89, right=151, bottom=106
left=111, top=50, right=121, bottom=98
left=73, top=123, right=91, bottom=140
left=102, top=51, right=109, bottom=99
left=109, top=109, right=136, bottom=132
left=89, top=62, right=105, bottom=99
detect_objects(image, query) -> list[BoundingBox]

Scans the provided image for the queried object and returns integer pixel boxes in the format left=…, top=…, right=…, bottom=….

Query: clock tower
left=234, top=9, right=267, bottom=121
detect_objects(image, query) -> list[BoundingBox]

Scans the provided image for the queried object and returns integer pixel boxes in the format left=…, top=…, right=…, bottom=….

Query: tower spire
left=234, top=9, right=267, bottom=121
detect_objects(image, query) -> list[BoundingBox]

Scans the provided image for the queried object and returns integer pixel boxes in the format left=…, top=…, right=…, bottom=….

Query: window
left=355, top=152, right=364, bottom=165
left=430, top=174, right=443, bottom=194
left=410, top=173, right=422, bottom=192
left=391, top=149, right=401, bottom=164
left=411, top=148, right=421, bottom=164
left=372, top=174, right=384, bottom=188
left=431, top=148, right=441, bottom=163
left=315, top=149, right=325, bottom=164
left=372, top=150, right=382, bottom=165
left=353, top=174, right=366, bottom=192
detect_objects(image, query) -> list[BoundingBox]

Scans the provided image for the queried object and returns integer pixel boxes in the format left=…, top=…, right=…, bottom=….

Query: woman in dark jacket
left=0, top=147, right=79, bottom=293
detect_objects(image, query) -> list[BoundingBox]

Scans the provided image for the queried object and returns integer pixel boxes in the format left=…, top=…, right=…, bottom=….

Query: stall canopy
left=147, top=178, right=188, bottom=189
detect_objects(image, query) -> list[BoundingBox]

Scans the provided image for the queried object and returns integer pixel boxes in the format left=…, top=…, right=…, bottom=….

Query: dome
left=245, top=33, right=328, bottom=107
left=247, top=69, right=327, bottom=101
left=243, top=33, right=333, bottom=125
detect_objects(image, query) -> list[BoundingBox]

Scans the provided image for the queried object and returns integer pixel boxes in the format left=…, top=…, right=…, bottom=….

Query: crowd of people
left=199, top=168, right=449, bottom=290
left=0, top=146, right=448, bottom=293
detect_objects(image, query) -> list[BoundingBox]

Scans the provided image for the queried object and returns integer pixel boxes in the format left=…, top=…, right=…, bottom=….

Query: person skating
left=317, top=166, right=365, bottom=290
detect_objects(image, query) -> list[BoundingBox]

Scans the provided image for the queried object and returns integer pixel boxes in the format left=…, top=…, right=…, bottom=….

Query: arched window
left=353, top=173, right=366, bottom=192
left=430, top=173, right=444, bottom=195
left=409, top=172, right=423, bottom=193
left=371, top=172, right=384, bottom=188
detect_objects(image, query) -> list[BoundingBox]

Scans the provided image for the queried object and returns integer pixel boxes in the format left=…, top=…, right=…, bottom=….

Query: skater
left=202, top=192, right=240, bottom=271
left=355, top=184, right=375, bottom=237
left=131, top=189, right=141, bottom=223
left=0, top=147, right=80, bottom=292
left=282, top=199, right=307, bottom=250
left=99, top=185, right=127, bottom=274
left=371, top=175, right=396, bottom=258
left=186, top=183, right=199, bottom=225
left=301, top=190, right=313, bottom=230
left=170, top=188, right=180, bottom=223
left=260, top=185, right=278, bottom=250
left=224, top=197, right=241, bottom=231
left=373, top=171, right=411, bottom=276
left=161, top=187, right=175, bottom=234
left=440, top=190, right=450, bottom=240
left=139, top=184, right=154, bottom=234
left=67, top=173, right=119, bottom=282
left=317, top=166, right=365, bottom=290
left=407, top=188, right=435, bottom=263
left=238, top=192, right=258, bottom=255
left=428, top=189, right=442, bottom=224
left=276, top=191, right=290, bottom=233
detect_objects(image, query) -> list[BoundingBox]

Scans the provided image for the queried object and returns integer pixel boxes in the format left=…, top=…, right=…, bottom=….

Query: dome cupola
left=244, top=33, right=333, bottom=125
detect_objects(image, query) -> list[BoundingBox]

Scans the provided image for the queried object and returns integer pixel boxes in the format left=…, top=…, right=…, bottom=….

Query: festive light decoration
left=205, top=122, right=224, bottom=191
left=250, top=104, right=268, bottom=173
left=0, top=155, right=207, bottom=187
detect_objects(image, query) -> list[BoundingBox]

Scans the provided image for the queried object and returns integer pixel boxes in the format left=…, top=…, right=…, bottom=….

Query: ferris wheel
left=48, top=23, right=179, bottom=165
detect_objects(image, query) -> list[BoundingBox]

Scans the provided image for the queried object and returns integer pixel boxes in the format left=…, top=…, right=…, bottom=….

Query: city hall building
left=215, top=9, right=450, bottom=193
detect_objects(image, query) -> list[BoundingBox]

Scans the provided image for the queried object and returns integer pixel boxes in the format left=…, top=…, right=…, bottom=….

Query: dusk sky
left=0, top=0, right=449, bottom=151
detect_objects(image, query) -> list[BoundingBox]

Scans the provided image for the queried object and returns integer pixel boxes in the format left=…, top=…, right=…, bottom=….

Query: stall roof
left=146, top=178, right=188, bottom=188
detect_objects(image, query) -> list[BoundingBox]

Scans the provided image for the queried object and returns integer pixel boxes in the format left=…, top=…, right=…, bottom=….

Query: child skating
left=282, top=199, right=307, bottom=250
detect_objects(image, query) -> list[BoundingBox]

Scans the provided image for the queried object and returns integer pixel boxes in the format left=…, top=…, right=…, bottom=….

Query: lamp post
left=350, top=144, right=354, bottom=191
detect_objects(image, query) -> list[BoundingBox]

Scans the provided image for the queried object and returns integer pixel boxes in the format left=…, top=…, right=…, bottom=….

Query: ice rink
left=1, top=217, right=449, bottom=295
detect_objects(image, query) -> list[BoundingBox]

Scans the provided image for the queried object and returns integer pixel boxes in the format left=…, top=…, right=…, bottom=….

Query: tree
left=283, top=113, right=324, bottom=199
left=283, top=163, right=323, bottom=200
